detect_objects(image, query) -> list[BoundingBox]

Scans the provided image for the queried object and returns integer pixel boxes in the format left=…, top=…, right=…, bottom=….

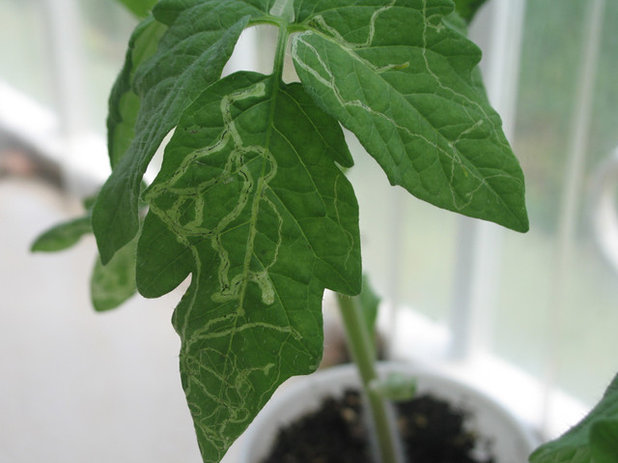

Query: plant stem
left=272, top=20, right=289, bottom=84
left=336, top=293, right=403, bottom=463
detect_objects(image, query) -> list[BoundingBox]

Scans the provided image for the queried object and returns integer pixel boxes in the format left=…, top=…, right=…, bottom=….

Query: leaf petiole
left=272, top=19, right=289, bottom=84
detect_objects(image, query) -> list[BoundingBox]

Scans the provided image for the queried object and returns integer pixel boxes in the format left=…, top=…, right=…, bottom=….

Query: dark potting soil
left=260, top=389, right=495, bottom=463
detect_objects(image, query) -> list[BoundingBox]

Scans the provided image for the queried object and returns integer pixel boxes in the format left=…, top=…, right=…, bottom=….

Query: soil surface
left=260, top=389, right=495, bottom=463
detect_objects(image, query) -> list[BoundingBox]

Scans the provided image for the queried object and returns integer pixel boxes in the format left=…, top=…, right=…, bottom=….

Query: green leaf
left=30, top=215, right=92, bottom=252
left=82, top=194, right=98, bottom=210
left=591, top=419, right=618, bottom=463
left=91, top=236, right=138, bottom=312
left=370, top=372, right=416, bottom=401
left=116, top=0, right=158, bottom=18
left=453, top=0, right=489, bottom=24
left=136, top=212, right=194, bottom=298
left=93, top=1, right=271, bottom=264
left=292, top=0, right=529, bottom=232
left=531, top=374, right=618, bottom=463
left=107, top=16, right=168, bottom=168
left=137, top=71, right=361, bottom=462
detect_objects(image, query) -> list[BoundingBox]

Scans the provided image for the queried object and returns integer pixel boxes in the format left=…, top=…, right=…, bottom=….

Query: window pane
left=0, top=0, right=55, bottom=106
left=77, top=0, right=136, bottom=134
left=0, top=0, right=136, bottom=135
left=346, top=135, right=457, bottom=324
left=493, top=0, right=618, bottom=405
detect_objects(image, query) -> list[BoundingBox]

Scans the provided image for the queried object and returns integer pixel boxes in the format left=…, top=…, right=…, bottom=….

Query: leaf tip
left=513, top=206, right=530, bottom=233
left=29, top=238, right=45, bottom=253
left=514, top=214, right=530, bottom=234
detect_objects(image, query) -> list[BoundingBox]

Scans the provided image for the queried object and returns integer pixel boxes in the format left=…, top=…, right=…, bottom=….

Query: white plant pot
left=239, top=362, right=539, bottom=463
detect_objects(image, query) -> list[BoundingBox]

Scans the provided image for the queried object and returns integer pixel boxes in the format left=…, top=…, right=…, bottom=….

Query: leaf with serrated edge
left=93, top=1, right=273, bottom=264
left=531, top=374, right=618, bottom=463
left=91, top=236, right=138, bottom=312
left=137, top=71, right=361, bottom=462
left=291, top=0, right=528, bottom=232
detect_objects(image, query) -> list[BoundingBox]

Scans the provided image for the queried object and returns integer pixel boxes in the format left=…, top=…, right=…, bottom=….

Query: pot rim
left=238, top=361, right=540, bottom=462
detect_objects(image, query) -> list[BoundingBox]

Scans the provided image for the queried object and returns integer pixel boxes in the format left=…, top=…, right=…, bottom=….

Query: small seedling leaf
left=370, top=372, right=417, bottom=402
left=91, top=236, right=138, bottom=312
left=31, top=215, right=92, bottom=253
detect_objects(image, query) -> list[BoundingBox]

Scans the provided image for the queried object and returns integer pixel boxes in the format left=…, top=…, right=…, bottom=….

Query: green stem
left=272, top=21, right=289, bottom=84
left=336, top=293, right=403, bottom=463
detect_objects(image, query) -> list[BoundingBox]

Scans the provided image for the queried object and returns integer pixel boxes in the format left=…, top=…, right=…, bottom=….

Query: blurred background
left=1, top=0, right=617, bottom=461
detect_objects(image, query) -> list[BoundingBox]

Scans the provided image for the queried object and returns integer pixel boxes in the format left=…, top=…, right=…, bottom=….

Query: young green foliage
left=30, top=215, right=92, bottom=252
left=107, top=16, right=167, bottom=168
left=34, top=1, right=529, bottom=462
left=370, top=372, right=417, bottom=402
left=93, top=1, right=268, bottom=263
left=117, top=0, right=158, bottom=18
left=91, top=236, right=138, bottom=312
left=453, top=0, right=489, bottom=23
left=138, top=71, right=361, bottom=460
left=291, top=1, right=528, bottom=233
left=530, top=374, right=618, bottom=463
left=95, top=0, right=527, bottom=266
left=31, top=209, right=138, bottom=312
left=31, top=189, right=140, bottom=312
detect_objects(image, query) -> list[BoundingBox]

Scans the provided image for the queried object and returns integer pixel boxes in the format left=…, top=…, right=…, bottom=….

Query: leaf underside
left=137, top=71, right=361, bottom=462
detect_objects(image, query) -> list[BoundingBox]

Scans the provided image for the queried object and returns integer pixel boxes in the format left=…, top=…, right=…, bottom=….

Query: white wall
left=0, top=178, right=206, bottom=462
